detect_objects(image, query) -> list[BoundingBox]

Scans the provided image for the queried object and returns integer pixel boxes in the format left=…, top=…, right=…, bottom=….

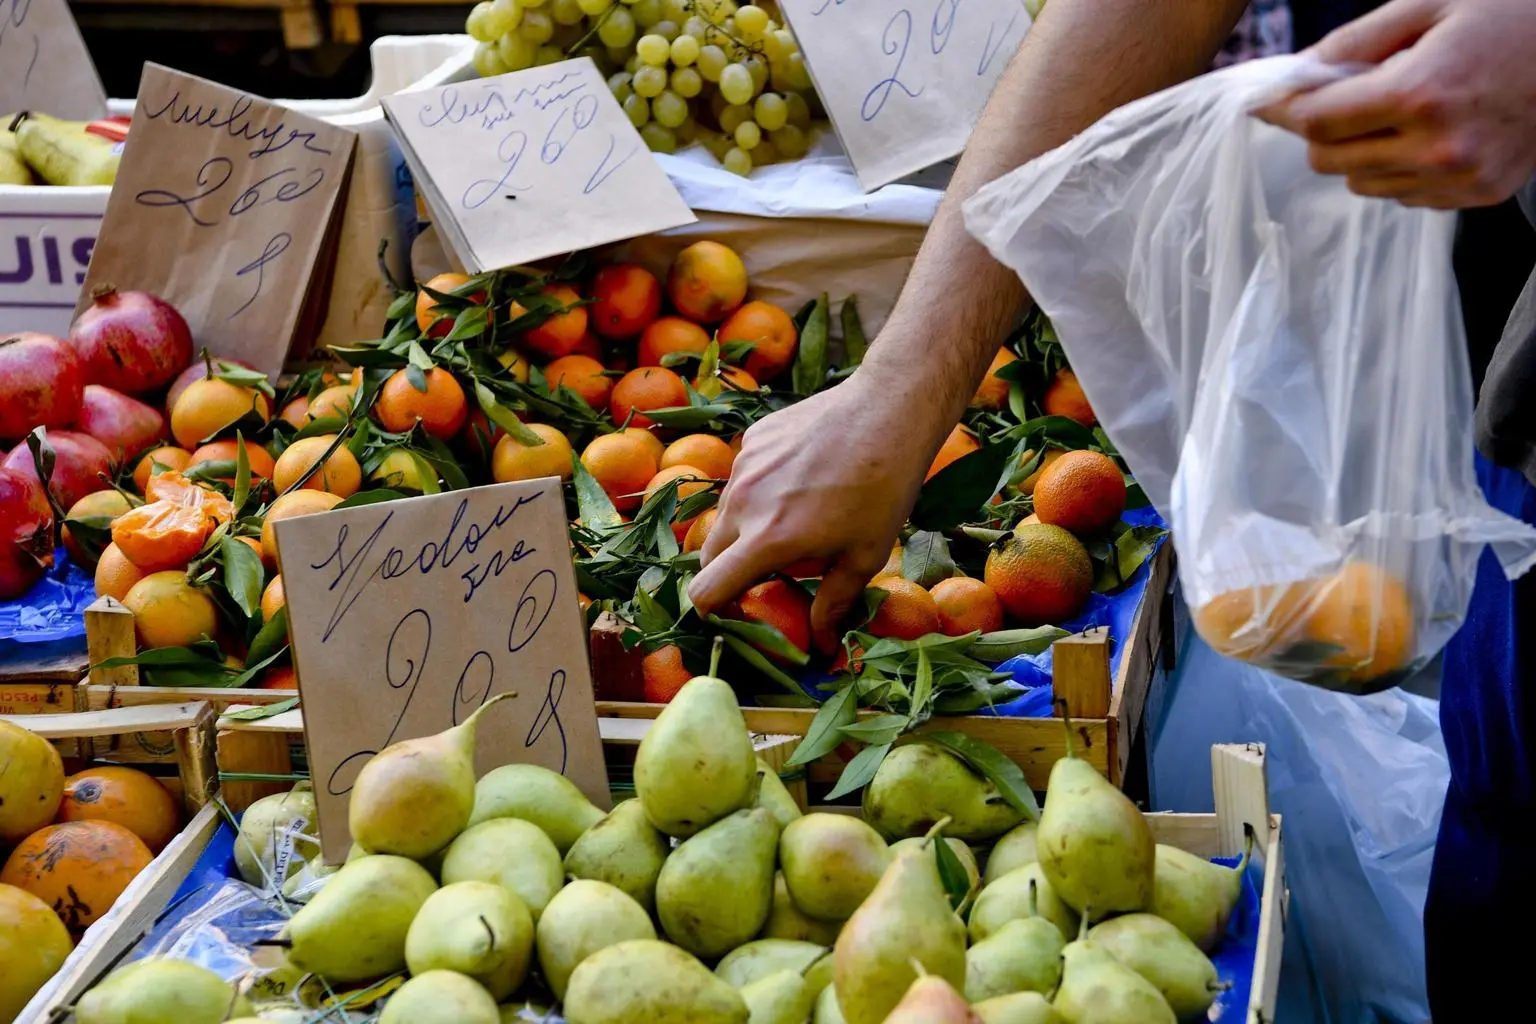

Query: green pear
left=863, top=742, right=1025, bottom=842
left=1087, top=914, right=1222, bottom=1020
left=563, top=798, right=671, bottom=913
left=283, top=855, right=436, bottom=982
left=813, top=985, right=846, bottom=1024
left=234, top=781, right=318, bottom=889
left=1150, top=842, right=1249, bottom=952
left=405, top=880, right=534, bottom=999
left=380, top=970, right=499, bottom=1024
left=985, top=824, right=1039, bottom=887
left=349, top=692, right=516, bottom=859
left=1051, top=932, right=1175, bottom=1024
left=969, top=864, right=1079, bottom=944
left=833, top=832, right=967, bottom=1024
left=974, top=991, right=1064, bottom=1024
left=780, top=813, right=889, bottom=921
left=883, top=973, right=977, bottom=1023
left=563, top=939, right=749, bottom=1023
left=756, top=757, right=804, bottom=828
left=657, top=807, right=778, bottom=957
left=741, top=967, right=815, bottom=1024
left=634, top=663, right=758, bottom=837
left=469, top=763, right=606, bottom=854
left=75, top=959, right=252, bottom=1024
left=536, top=879, right=657, bottom=999
left=762, top=871, right=843, bottom=945
left=441, top=817, right=564, bottom=920
left=964, top=916, right=1065, bottom=1002
left=1036, top=709, right=1153, bottom=921
left=717, top=939, right=831, bottom=991
left=892, top=836, right=980, bottom=915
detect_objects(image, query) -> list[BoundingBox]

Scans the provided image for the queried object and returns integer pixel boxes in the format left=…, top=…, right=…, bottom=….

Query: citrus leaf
left=572, top=453, right=623, bottom=531
left=220, top=534, right=265, bottom=618
left=232, top=430, right=253, bottom=514
left=840, top=296, right=866, bottom=366
left=836, top=712, right=909, bottom=746
left=335, top=489, right=408, bottom=509
left=474, top=382, right=545, bottom=446
left=224, top=697, right=301, bottom=721
left=922, top=731, right=1040, bottom=820
left=246, top=605, right=290, bottom=668
left=708, top=613, right=810, bottom=666
left=787, top=684, right=857, bottom=766
left=902, top=531, right=955, bottom=588
left=826, top=741, right=892, bottom=800
left=641, top=405, right=732, bottom=429
left=935, top=835, right=973, bottom=911
left=791, top=293, right=830, bottom=396
left=911, top=646, right=934, bottom=719
left=720, top=633, right=804, bottom=695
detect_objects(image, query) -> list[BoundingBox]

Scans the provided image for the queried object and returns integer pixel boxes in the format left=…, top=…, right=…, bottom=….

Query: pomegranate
left=165, top=356, right=257, bottom=417
left=1, top=430, right=113, bottom=509
left=0, top=333, right=85, bottom=442
left=78, top=386, right=167, bottom=464
left=0, top=467, right=54, bottom=599
left=69, top=288, right=194, bottom=394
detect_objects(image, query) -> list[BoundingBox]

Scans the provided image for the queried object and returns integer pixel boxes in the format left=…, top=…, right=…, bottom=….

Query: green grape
left=652, top=18, right=681, bottom=39
left=718, top=63, right=754, bottom=105
left=734, top=119, right=761, bottom=150
left=472, top=41, right=510, bottom=76
left=763, top=27, right=794, bottom=61
left=784, top=90, right=811, bottom=128
left=661, top=0, right=689, bottom=21
left=682, top=15, right=709, bottom=39
left=598, top=6, right=637, bottom=45
left=576, top=0, right=612, bottom=15
left=733, top=4, right=769, bottom=38
left=623, top=93, right=651, bottom=127
left=718, top=103, right=752, bottom=134
left=670, top=65, right=703, bottom=97
left=652, top=89, right=689, bottom=127
left=467, top=2, right=497, bottom=41
left=491, top=0, right=525, bottom=29
left=551, top=0, right=585, bottom=23
left=675, top=115, right=699, bottom=144
left=669, top=33, right=699, bottom=65
left=700, top=128, right=734, bottom=161
left=769, top=123, right=807, bottom=159
left=695, top=0, right=731, bottom=19
left=632, top=0, right=663, bottom=27
left=535, top=44, right=564, bottom=64
left=753, top=92, right=787, bottom=131
left=785, top=51, right=812, bottom=90
left=608, top=70, right=635, bottom=102
left=704, top=23, right=731, bottom=47
left=750, top=136, right=779, bottom=165
left=640, top=123, right=678, bottom=153
left=697, top=44, right=728, bottom=81
left=519, top=8, right=554, bottom=42
left=632, top=64, right=668, bottom=97
left=743, top=55, right=768, bottom=93
left=636, top=33, right=671, bottom=64
left=522, top=0, right=549, bottom=8
left=498, top=32, right=538, bottom=70
left=722, top=146, right=753, bottom=176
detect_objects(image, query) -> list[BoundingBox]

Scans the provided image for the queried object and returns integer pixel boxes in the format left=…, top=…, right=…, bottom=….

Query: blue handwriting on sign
left=140, top=89, right=332, bottom=158
left=0, top=0, right=40, bottom=93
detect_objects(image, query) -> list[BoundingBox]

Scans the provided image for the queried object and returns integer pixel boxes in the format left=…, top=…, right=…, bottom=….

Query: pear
left=74, top=959, right=252, bottom=1024
left=536, top=879, right=657, bottom=999
left=717, top=939, right=832, bottom=992
left=985, top=824, right=1039, bottom=887
left=1087, top=914, right=1223, bottom=1020
left=833, top=828, right=967, bottom=1024
left=741, top=967, right=816, bottom=1024
left=863, top=742, right=1024, bottom=842
left=780, top=813, right=889, bottom=921
left=281, top=856, right=339, bottom=903
left=563, top=939, right=749, bottom=1023
left=883, top=973, right=980, bottom=1023
left=893, top=836, right=980, bottom=914
left=282, top=855, right=436, bottom=982
left=469, top=763, right=606, bottom=853
left=234, top=782, right=318, bottom=890
left=964, top=915, right=1065, bottom=1002
left=633, top=653, right=757, bottom=837
left=969, top=864, right=1079, bottom=944
left=1150, top=838, right=1250, bottom=952
left=813, top=985, right=846, bottom=1024
left=563, top=798, right=670, bottom=913
left=756, top=757, right=804, bottom=828
left=441, top=817, right=564, bottom=920
left=1052, top=927, right=1175, bottom=1024
left=762, top=871, right=844, bottom=945
left=405, top=880, right=534, bottom=999
left=657, top=807, right=778, bottom=957
left=974, top=991, right=1065, bottom=1024
left=349, top=692, right=516, bottom=859
left=1036, top=705, right=1153, bottom=921
left=380, top=970, right=499, bottom=1024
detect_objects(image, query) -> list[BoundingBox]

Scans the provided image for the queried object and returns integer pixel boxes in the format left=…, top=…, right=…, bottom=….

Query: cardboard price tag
left=0, top=0, right=107, bottom=122
left=273, top=480, right=608, bottom=862
left=779, top=0, right=1030, bottom=190
left=383, top=56, right=695, bottom=273
left=78, top=64, right=357, bottom=377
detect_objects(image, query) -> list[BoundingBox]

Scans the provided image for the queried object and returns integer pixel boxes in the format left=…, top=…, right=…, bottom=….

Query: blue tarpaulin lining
left=0, top=548, right=95, bottom=644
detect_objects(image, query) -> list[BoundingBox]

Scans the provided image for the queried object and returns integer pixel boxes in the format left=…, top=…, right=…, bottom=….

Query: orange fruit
left=278, top=395, right=310, bottom=429
left=110, top=499, right=213, bottom=573
left=581, top=432, right=660, bottom=512
left=572, top=332, right=604, bottom=360
left=0, top=883, right=74, bottom=1022
left=925, top=424, right=980, bottom=482
left=523, top=284, right=589, bottom=359
left=375, top=367, right=469, bottom=441
left=667, top=240, right=748, bottom=323
left=1298, top=562, right=1416, bottom=684
left=273, top=435, right=362, bottom=498
left=1032, top=450, right=1126, bottom=535
left=261, top=489, right=343, bottom=566
left=143, top=471, right=235, bottom=522
left=188, top=439, right=277, bottom=484
left=624, top=426, right=666, bottom=464
left=737, top=578, right=812, bottom=659
left=930, top=577, right=1005, bottom=636
left=637, top=316, right=711, bottom=368
left=416, top=272, right=479, bottom=337
left=259, top=664, right=299, bottom=690
left=642, top=645, right=693, bottom=703
left=645, top=464, right=713, bottom=540
left=58, top=766, right=180, bottom=853
left=94, top=543, right=146, bottom=601
left=1193, top=582, right=1310, bottom=662
left=984, top=524, right=1093, bottom=625
left=369, top=449, right=437, bottom=492
left=544, top=354, right=614, bottom=411
left=683, top=506, right=717, bottom=553
left=971, top=348, right=1019, bottom=410
left=1043, top=369, right=1096, bottom=426
left=719, top=301, right=798, bottom=382
left=170, top=378, right=270, bottom=449
left=122, top=570, right=219, bottom=648
left=1018, top=447, right=1067, bottom=496
left=62, top=490, right=134, bottom=565
left=866, top=575, right=941, bottom=641
left=306, top=384, right=358, bottom=424
left=0, top=820, right=153, bottom=931
left=497, top=346, right=532, bottom=382
left=590, top=263, right=663, bottom=339
left=261, top=574, right=285, bottom=622
left=0, top=720, right=64, bottom=844
left=720, top=365, right=759, bottom=392
left=493, top=423, right=574, bottom=483
left=610, top=367, right=688, bottom=430
left=131, top=446, right=192, bottom=494
left=661, top=434, right=735, bottom=480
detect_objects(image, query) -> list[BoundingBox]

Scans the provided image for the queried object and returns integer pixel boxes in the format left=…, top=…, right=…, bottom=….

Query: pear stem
left=1028, top=878, right=1039, bottom=919
left=803, top=950, right=833, bottom=978
left=1055, top=698, right=1078, bottom=759
left=1237, top=821, right=1257, bottom=873
left=921, top=815, right=954, bottom=844
left=480, top=915, right=497, bottom=951
left=709, top=635, right=724, bottom=677
left=463, top=691, right=519, bottom=730
left=1076, top=912, right=1090, bottom=942
left=908, top=958, right=930, bottom=978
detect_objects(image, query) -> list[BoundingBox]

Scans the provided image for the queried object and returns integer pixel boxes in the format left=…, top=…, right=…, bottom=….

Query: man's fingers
left=811, top=557, right=874, bottom=655
left=1306, top=131, right=1412, bottom=176
left=1309, top=0, right=1439, bottom=66
left=688, top=536, right=768, bottom=617
left=1277, top=70, right=1414, bottom=144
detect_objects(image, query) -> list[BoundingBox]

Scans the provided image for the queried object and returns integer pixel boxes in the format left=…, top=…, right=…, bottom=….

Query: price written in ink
left=0, top=0, right=106, bottom=119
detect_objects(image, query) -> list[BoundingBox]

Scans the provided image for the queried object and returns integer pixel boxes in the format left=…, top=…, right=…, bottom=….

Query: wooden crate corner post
left=1210, top=743, right=1286, bottom=1024
left=85, top=595, right=139, bottom=688
left=1052, top=627, right=1112, bottom=720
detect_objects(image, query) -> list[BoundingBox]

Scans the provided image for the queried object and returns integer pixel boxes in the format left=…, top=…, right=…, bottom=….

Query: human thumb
left=810, top=558, right=874, bottom=655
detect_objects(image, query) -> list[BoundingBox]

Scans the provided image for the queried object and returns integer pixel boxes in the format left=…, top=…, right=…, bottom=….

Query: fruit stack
left=0, top=113, right=128, bottom=187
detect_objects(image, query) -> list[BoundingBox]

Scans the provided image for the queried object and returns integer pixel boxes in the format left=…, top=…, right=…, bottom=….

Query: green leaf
left=1124, top=481, right=1151, bottom=510
left=232, top=430, right=253, bottom=514
left=791, top=293, right=830, bottom=396
left=93, top=642, right=225, bottom=670
left=1114, top=525, right=1167, bottom=583
left=641, top=405, right=733, bottom=429
left=145, top=663, right=242, bottom=687
left=966, top=626, right=1070, bottom=662
left=840, top=296, right=867, bottom=366
left=720, top=633, right=804, bottom=695
left=934, top=835, right=973, bottom=911
left=787, top=684, right=858, bottom=766
left=405, top=363, right=428, bottom=393
left=572, top=453, right=623, bottom=531
left=220, top=534, right=265, bottom=619
left=445, top=305, right=491, bottom=341
left=912, top=646, right=934, bottom=719
left=223, top=697, right=301, bottom=720
left=901, top=531, right=956, bottom=588
left=385, top=290, right=417, bottom=322
left=911, top=442, right=1017, bottom=532
left=474, top=382, right=545, bottom=446
left=406, top=341, right=436, bottom=373
left=246, top=605, right=291, bottom=668
left=826, top=741, right=892, bottom=800
left=708, top=613, right=810, bottom=667
left=632, top=583, right=675, bottom=634
left=922, top=732, right=1040, bottom=820
left=336, top=489, right=408, bottom=509
left=837, top=713, right=909, bottom=746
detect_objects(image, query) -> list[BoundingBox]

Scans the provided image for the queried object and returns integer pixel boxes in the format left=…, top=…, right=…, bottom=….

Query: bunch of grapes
left=466, top=0, right=821, bottom=176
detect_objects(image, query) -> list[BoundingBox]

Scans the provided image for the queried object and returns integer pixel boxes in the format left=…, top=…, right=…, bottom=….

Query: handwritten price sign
left=779, top=0, right=1030, bottom=190
left=78, top=65, right=356, bottom=377
left=383, top=56, right=694, bottom=273
left=0, top=0, right=107, bottom=120
left=273, top=480, right=608, bottom=862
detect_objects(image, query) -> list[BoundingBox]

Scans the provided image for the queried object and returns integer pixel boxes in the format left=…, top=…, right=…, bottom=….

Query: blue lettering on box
left=0, top=211, right=102, bottom=312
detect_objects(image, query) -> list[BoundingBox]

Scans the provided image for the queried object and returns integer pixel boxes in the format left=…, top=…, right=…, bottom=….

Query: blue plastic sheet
left=0, top=547, right=95, bottom=644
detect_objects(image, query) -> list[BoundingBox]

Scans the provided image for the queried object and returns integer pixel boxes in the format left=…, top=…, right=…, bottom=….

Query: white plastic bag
left=965, top=55, right=1536, bottom=693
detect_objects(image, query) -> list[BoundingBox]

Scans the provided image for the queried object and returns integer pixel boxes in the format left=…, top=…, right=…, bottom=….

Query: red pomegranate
left=1, top=430, right=112, bottom=508
left=69, top=288, right=194, bottom=395
left=0, top=332, right=85, bottom=442
left=0, top=467, right=54, bottom=599
left=164, top=356, right=257, bottom=417
left=77, top=386, right=167, bottom=464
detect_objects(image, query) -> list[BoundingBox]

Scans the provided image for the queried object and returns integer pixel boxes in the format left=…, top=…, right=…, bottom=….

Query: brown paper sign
left=0, top=0, right=107, bottom=122
left=78, top=64, right=357, bottom=377
left=273, top=480, right=608, bottom=862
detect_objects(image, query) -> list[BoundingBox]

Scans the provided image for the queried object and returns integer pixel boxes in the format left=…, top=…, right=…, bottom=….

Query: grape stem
left=564, top=2, right=620, bottom=57
left=684, top=0, right=767, bottom=61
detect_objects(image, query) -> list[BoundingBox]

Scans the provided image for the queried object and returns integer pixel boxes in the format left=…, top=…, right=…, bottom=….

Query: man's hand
left=1263, top=0, right=1536, bottom=208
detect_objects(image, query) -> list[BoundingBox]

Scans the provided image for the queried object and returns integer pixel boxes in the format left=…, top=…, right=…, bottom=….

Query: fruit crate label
left=273, top=479, right=608, bottom=863
left=382, top=56, right=695, bottom=273
left=77, top=64, right=357, bottom=377
left=777, top=0, right=1031, bottom=190
left=0, top=0, right=108, bottom=122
